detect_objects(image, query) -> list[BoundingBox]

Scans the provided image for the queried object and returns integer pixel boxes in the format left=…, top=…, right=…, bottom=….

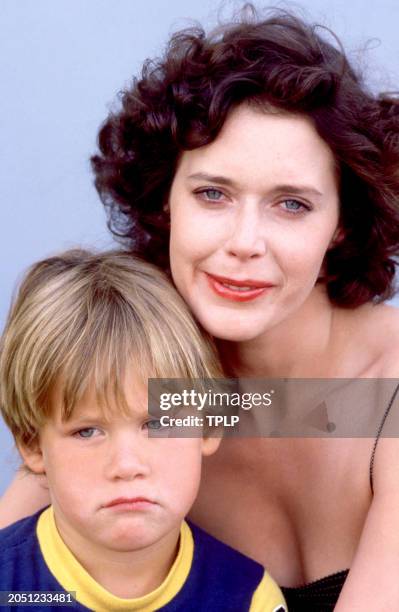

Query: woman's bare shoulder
left=337, top=302, right=399, bottom=377
left=360, top=303, right=399, bottom=375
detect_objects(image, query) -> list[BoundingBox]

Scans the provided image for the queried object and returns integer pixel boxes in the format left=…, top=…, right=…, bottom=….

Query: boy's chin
left=100, top=521, right=180, bottom=553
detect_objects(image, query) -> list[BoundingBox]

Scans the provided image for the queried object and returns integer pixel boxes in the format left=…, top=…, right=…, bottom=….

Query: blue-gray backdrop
left=1, top=0, right=398, bottom=494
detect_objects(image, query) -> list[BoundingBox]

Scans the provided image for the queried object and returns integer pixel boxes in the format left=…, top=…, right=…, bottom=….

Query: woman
left=93, top=9, right=399, bottom=610
left=3, top=8, right=399, bottom=610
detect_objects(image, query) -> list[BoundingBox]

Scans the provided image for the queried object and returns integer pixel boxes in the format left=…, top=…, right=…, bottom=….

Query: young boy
left=0, top=250, right=286, bottom=611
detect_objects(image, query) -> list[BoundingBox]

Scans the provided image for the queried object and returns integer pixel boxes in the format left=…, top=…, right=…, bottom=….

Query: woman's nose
left=225, top=202, right=267, bottom=260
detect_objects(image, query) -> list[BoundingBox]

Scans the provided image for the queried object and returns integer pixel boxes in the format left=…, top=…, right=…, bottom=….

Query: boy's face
left=21, top=376, right=220, bottom=558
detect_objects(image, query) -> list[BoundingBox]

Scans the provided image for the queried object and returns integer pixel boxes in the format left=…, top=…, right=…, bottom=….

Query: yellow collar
left=36, top=507, right=193, bottom=611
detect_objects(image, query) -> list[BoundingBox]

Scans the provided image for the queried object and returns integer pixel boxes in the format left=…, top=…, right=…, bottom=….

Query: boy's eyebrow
left=64, top=414, right=104, bottom=425
left=187, top=173, right=323, bottom=198
left=65, top=405, right=148, bottom=424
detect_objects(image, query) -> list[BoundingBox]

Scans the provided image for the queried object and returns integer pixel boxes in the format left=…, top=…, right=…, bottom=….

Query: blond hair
left=0, top=250, right=222, bottom=446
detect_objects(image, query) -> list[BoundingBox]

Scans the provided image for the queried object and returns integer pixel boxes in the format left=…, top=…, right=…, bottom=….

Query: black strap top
left=369, top=382, right=399, bottom=494
left=280, top=381, right=399, bottom=611
left=281, top=569, right=349, bottom=611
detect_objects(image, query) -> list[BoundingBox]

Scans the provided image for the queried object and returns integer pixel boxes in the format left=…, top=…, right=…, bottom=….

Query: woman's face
left=169, top=105, right=340, bottom=342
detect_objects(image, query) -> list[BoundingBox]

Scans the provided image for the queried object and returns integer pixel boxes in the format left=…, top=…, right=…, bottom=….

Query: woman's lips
left=205, top=273, right=273, bottom=302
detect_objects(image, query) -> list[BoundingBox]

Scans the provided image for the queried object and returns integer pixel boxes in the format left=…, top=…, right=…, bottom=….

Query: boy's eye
left=145, top=419, right=164, bottom=430
left=74, top=427, right=100, bottom=439
left=145, top=418, right=171, bottom=437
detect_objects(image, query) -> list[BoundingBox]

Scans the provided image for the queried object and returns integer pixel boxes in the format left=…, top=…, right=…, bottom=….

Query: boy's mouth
left=104, top=497, right=156, bottom=510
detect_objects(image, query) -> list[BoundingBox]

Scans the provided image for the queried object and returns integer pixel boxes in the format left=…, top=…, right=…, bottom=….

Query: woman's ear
left=330, top=226, right=345, bottom=249
left=318, top=227, right=345, bottom=281
left=17, top=440, right=46, bottom=475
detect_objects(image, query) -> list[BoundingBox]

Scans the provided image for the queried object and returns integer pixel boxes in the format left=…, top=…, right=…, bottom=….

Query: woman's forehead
left=175, top=105, right=337, bottom=193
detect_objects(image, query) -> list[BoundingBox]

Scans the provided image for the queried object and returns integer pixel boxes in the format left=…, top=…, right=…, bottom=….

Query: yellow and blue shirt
left=0, top=507, right=286, bottom=611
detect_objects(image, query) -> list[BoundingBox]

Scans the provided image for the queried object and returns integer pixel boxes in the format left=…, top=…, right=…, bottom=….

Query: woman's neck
left=219, top=286, right=341, bottom=378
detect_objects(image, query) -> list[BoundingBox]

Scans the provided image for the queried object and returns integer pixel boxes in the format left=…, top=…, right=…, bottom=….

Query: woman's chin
left=195, top=312, right=268, bottom=343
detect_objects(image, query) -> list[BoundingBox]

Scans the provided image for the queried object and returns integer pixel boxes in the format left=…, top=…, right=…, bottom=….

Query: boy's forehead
left=54, top=373, right=150, bottom=422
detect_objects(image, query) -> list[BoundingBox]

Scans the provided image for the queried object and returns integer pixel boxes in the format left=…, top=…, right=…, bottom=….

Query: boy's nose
left=105, top=437, right=151, bottom=481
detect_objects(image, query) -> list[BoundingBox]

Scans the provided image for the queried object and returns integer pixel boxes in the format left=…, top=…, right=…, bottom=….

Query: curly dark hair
left=91, top=7, right=399, bottom=307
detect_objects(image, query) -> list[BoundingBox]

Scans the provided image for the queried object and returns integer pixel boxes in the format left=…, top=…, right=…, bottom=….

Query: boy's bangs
left=54, top=294, right=213, bottom=421
left=58, top=315, right=154, bottom=421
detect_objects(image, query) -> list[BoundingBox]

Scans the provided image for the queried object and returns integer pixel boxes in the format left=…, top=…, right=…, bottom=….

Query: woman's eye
left=74, top=427, right=100, bottom=439
left=196, top=188, right=225, bottom=202
left=281, top=199, right=309, bottom=213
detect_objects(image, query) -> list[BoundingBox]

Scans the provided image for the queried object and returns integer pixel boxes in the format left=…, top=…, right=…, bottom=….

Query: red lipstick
left=205, top=273, right=273, bottom=302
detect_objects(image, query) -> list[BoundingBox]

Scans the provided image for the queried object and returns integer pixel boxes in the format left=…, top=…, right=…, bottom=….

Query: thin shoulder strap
left=369, top=381, right=399, bottom=495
